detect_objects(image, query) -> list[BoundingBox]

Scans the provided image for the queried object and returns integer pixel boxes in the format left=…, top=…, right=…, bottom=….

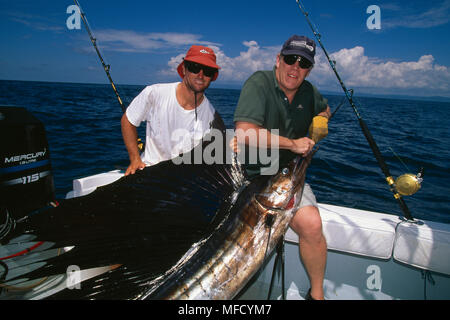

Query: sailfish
left=0, top=113, right=315, bottom=299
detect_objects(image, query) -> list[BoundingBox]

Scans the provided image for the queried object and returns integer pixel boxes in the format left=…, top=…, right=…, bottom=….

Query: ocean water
left=1, top=80, right=449, bottom=224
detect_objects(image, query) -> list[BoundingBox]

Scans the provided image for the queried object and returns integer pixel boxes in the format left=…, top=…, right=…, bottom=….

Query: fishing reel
left=394, top=167, right=424, bottom=196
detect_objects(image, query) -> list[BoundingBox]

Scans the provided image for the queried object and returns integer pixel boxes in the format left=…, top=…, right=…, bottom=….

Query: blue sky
left=1, top=0, right=449, bottom=97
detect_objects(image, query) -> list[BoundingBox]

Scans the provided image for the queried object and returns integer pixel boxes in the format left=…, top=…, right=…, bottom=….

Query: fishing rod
left=73, top=0, right=125, bottom=113
left=74, top=1, right=144, bottom=151
left=296, top=0, right=422, bottom=221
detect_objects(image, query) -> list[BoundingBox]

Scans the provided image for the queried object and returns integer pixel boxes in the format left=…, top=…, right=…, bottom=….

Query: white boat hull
left=240, top=203, right=450, bottom=300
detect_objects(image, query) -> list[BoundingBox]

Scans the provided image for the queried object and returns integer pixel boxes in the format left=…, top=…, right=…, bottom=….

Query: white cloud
left=162, top=41, right=280, bottom=81
left=91, top=30, right=219, bottom=53
left=205, top=41, right=280, bottom=81
left=88, top=30, right=449, bottom=96
left=163, top=41, right=450, bottom=96
left=308, top=46, right=450, bottom=95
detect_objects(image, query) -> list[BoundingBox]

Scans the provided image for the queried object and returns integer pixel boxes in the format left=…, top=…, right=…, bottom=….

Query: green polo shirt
left=234, top=67, right=328, bottom=178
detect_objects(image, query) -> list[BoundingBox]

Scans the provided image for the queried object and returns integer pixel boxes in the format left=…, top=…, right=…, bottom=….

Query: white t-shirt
left=125, top=82, right=216, bottom=166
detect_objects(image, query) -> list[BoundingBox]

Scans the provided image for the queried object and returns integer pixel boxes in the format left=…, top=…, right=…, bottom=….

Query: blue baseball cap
left=281, top=35, right=316, bottom=64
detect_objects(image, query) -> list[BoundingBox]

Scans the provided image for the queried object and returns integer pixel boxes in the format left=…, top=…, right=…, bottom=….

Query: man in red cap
left=121, top=45, right=221, bottom=175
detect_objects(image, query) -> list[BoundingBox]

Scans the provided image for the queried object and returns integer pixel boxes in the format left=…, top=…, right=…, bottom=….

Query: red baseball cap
left=177, top=45, right=221, bottom=81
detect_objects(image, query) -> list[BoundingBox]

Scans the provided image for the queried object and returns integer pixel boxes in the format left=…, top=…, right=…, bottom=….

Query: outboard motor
left=0, top=106, right=55, bottom=221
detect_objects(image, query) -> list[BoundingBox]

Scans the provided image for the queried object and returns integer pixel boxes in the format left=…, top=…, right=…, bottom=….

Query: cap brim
left=184, top=57, right=221, bottom=70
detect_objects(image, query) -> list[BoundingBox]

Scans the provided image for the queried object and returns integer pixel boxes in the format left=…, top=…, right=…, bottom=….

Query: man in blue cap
left=233, top=35, right=331, bottom=300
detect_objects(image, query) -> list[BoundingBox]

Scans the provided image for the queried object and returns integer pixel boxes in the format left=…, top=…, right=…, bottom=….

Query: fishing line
left=330, top=95, right=348, bottom=119
left=388, top=147, right=411, bottom=173
left=0, top=208, right=15, bottom=242
left=0, top=242, right=45, bottom=261
left=296, top=0, right=415, bottom=221
left=194, top=92, right=198, bottom=122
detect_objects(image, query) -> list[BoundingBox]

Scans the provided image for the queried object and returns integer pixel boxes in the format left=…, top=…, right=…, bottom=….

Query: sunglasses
left=282, top=55, right=313, bottom=69
left=184, top=60, right=218, bottom=78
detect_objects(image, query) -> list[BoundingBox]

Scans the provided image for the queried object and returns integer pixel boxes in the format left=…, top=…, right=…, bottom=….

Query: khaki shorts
left=298, top=183, right=318, bottom=208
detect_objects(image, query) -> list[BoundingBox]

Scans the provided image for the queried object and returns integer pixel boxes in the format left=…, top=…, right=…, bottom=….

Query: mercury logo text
left=4, top=150, right=47, bottom=164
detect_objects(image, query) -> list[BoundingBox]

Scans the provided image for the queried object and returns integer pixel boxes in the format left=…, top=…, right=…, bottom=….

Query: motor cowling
left=0, top=106, right=55, bottom=220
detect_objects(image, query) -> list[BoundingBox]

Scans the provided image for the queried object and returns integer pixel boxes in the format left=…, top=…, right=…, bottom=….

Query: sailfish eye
left=282, top=168, right=289, bottom=175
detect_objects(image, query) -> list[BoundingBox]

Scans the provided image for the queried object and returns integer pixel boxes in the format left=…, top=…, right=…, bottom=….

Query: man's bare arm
left=121, top=114, right=146, bottom=175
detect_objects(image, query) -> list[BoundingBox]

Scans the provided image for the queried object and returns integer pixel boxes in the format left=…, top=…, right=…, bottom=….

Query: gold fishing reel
left=395, top=168, right=424, bottom=196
